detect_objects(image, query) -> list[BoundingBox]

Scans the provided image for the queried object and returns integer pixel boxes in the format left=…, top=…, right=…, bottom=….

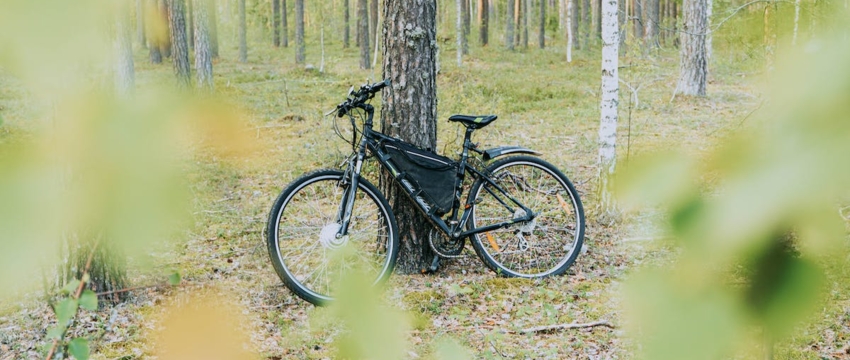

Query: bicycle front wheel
left=468, top=156, right=585, bottom=278
left=266, top=169, right=399, bottom=306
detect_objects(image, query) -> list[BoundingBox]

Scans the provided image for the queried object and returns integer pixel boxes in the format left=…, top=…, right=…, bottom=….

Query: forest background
left=0, top=0, right=849, bottom=359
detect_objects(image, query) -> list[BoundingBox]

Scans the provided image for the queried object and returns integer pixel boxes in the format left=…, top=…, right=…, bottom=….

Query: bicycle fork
left=336, top=141, right=369, bottom=238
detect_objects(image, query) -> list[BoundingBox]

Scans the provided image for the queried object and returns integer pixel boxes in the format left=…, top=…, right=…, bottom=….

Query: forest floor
left=1, top=38, right=848, bottom=359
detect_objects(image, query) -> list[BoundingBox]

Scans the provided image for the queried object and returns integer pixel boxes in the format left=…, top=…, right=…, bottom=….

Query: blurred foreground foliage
left=618, top=15, right=850, bottom=360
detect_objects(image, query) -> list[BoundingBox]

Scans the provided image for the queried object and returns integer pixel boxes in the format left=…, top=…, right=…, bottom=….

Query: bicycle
left=266, top=80, right=585, bottom=306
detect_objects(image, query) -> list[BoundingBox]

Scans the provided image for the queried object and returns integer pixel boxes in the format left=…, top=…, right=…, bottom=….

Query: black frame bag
left=383, top=140, right=457, bottom=215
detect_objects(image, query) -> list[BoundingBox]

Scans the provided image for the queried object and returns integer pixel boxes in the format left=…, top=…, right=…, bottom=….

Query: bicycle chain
left=428, top=228, right=468, bottom=259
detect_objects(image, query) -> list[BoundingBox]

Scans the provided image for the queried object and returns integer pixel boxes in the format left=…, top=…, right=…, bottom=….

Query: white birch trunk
left=566, top=0, right=573, bottom=62
left=457, top=0, right=463, bottom=66
left=599, top=0, right=619, bottom=215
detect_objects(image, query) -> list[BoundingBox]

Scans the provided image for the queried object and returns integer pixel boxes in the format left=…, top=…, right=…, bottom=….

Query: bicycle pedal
left=422, top=255, right=441, bottom=274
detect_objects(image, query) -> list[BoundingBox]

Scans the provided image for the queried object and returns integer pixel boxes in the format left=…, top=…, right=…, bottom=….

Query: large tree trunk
left=295, top=0, right=305, bottom=63
left=539, top=0, right=546, bottom=49
left=169, top=0, right=191, bottom=86
left=147, top=0, right=163, bottom=63
left=281, top=0, right=288, bottom=47
left=479, top=0, right=489, bottom=45
left=238, top=0, right=247, bottom=62
left=273, top=0, right=281, bottom=46
left=207, top=0, right=219, bottom=58
left=506, top=0, right=515, bottom=49
left=194, top=0, right=214, bottom=90
left=599, top=0, right=619, bottom=218
left=358, top=0, right=370, bottom=69
left=344, top=0, right=351, bottom=48
left=676, top=0, right=707, bottom=96
left=381, top=0, right=439, bottom=274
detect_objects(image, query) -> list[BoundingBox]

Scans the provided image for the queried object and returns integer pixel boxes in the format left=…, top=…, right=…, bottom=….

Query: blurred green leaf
left=168, top=271, right=182, bottom=286
left=45, top=325, right=64, bottom=340
left=67, top=337, right=89, bottom=360
left=79, top=290, right=97, bottom=311
left=61, top=279, right=81, bottom=295
left=53, top=298, right=78, bottom=327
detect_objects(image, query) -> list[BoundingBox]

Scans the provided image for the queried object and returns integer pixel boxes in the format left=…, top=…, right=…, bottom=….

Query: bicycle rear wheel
left=266, top=169, right=399, bottom=305
left=467, top=156, right=585, bottom=278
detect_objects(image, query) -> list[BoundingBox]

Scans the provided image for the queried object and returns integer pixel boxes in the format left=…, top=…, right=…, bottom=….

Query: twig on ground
left=516, top=320, right=615, bottom=334
left=95, top=284, right=163, bottom=297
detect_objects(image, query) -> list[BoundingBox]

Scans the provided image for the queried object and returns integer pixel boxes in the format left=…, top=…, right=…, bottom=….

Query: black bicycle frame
left=337, top=104, right=535, bottom=241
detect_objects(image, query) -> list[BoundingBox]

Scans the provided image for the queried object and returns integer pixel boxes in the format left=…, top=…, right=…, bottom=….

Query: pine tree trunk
left=238, top=0, right=247, bottom=62
left=515, top=0, right=521, bottom=46
left=115, top=3, right=136, bottom=97
left=572, top=0, right=580, bottom=49
left=273, top=0, right=281, bottom=46
left=295, top=0, right=305, bottom=63
left=676, top=0, right=707, bottom=96
left=282, top=0, right=288, bottom=47
left=147, top=0, right=163, bottom=63
left=344, top=0, right=351, bottom=48
left=371, top=0, right=379, bottom=46
left=461, top=0, right=469, bottom=54
left=582, top=0, right=590, bottom=48
left=160, top=0, right=173, bottom=58
left=539, top=0, right=546, bottom=48
left=381, top=0, right=439, bottom=274
left=358, top=0, right=370, bottom=69
left=479, top=0, right=489, bottom=45
left=169, top=0, right=191, bottom=86
left=194, top=0, right=214, bottom=90
left=599, top=0, right=619, bottom=218
left=506, top=0, right=515, bottom=49
left=207, top=0, right=219, bottom=58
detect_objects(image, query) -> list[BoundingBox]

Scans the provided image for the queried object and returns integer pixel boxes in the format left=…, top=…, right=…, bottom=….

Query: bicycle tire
left=467, top=156, right=585, bottom=278
left=266, top=169, right=399, bottom=305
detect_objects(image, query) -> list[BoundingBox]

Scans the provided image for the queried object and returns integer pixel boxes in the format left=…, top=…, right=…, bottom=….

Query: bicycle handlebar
left=335, top=79, right=391, bottom=117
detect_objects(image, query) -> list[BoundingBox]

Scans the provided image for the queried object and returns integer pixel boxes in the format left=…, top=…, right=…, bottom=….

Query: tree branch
left=517, top=320, right=615, bottom=334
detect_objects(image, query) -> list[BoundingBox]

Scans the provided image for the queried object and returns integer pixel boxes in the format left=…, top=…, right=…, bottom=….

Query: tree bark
left=187, top=0, right=194, bottom=48
left=295, top=0, right=305, bottom=63
left=571, top=0, right=580, bottom=49
left=506, top=0, right=515, bottom=49
left=147, top=0, right=163, bottom=63
left=381, top=0, right=439, bottom=274
left=676, top=0, right=707, bottom=96
left=194, top=0, right=214, bottom=90
left=238, top=0, right=247, bottom=62
left=479, top=0, right=489, bottom=45
left=371, top=0, right=379, bottom=47
left=344, top=0, right=351, bottom=48
left=645, top=0, right=659, bottom=50
left=281, top=0, right=288, bottom=47
left=539, top=0, right=546, bottom=48
left=599, top=0, right=619, bottom=217
left=582, top=0, right=590, bottom=48
left=273, top=0, right=281, bottom=46
left=461, top=0, right=469, bottom=54
left=169, top=0, right=191, bottom=86
left=358, top=0, right=371, bottom=69
left=457, top=0, right=464, bottom=65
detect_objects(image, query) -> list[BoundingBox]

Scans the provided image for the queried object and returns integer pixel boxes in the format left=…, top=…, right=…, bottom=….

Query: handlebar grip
left=372, top=79, right=390, bottom=92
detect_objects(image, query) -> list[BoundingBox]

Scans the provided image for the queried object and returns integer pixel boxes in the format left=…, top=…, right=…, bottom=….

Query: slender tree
left=381, top=0, right=439, bottom=273
left=479, top=0, right=489, bottom=45
left=521, top=0, right=528, bottom=48
left=646, top=0, right=660, bottom=50
left=273, top=0, right=281, bottom=46
left=187, top=0, right=194, bottom=48
left=344, top=0, right=351, bottom=48
left=371, top=0, right=379, bottom=46
left=675, top=0, right=707, bottom=96
left=457, top=0, right=464, bottom=65
left=539, top=0, right=546, bottom=48
left=567, top=0, right=573, bottom=61
left=571, top=0, right=580, bottom=49
left=169, top=0, right=191, bottom=86
left=461, top=0, right=469, bottom=54
left=137, top=0, right=147, bottom=48
left=358, top=0, right=370, bottom=69
left=599, top=0, right=619, bottom=217
left=582, top=0, right=590, bottom=48
left=147, top=0, right=163, bottom=63
left=633, top=0, right=642, bottom=44
left=295, top=0, right=305, bottom=63
left=160, top=0, right=172, bottom=58
left=116, top=2, right=136, bottom=96
left=194, top=0, right=214, bottom=90
left=238, top=0, right=247, bottom=62
left=595, top=0, right=601, bottom=39
left=207, top=0, right=219, bottom=58
left=282, top=0, right=289, bottom=47
left=506, top=0, right=515, bottom=49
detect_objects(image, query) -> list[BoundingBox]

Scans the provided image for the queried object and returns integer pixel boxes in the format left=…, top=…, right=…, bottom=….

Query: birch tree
left=599, top=0, right=619, bottom=217
left=675, top=0, right=707, bottom=96
left=381, top=0, right=439, bottom=273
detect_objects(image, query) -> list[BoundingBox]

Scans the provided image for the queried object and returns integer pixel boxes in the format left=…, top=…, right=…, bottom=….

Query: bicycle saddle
left=448, top=114, right=498, bottom=129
